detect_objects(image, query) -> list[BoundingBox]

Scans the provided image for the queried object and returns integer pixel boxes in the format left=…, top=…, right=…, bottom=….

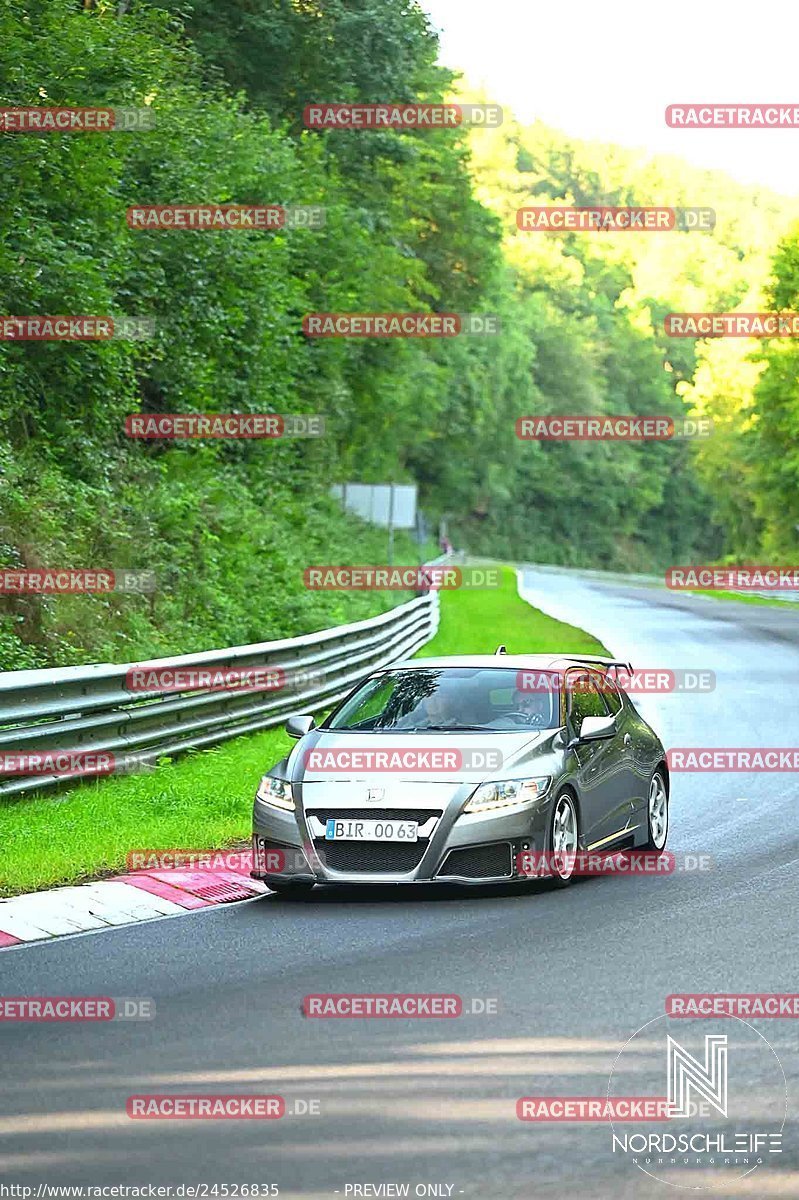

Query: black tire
left=547, top=789, right=580, bottom=888
left=265, top=879, right=315, bottom=896
left=640, top=768, right=669, bottom=851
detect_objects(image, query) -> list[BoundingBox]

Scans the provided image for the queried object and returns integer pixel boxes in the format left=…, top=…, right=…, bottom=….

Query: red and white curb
left=0, top=851, right=267, bottom=949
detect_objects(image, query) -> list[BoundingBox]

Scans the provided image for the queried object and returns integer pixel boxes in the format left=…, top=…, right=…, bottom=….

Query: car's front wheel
left=641, top=769, right=669, bottom=851
left=549, top=790, right=579, bottom=887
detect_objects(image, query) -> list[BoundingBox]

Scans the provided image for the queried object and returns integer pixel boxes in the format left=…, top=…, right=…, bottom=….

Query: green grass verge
left=0, top=727, right=294, bottom=899
left=417, top=565, right=608, bottom=658
left=0, top=564, right=605, bottom=897
left=690, top=589, right=799, bottom=609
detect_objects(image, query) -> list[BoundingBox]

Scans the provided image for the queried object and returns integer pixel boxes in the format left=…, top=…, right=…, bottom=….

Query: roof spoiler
left=561, top=654, right=633, bottom=675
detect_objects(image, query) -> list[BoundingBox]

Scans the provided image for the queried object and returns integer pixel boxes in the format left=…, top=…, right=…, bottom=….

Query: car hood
left=289, top=727, right=557, bottom=786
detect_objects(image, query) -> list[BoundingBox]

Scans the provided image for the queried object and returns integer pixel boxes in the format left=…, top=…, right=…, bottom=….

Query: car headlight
left=464, top=777, right=551, bottom=813
left=256, top=775, right=295, bottom=811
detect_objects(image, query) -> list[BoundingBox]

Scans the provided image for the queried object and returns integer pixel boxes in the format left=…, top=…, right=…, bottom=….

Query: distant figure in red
left=439, top=534, right=453, bottom=555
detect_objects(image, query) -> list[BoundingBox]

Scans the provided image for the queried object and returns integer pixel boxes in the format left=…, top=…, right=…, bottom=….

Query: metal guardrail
left=0, top=565, right=451, bottom=800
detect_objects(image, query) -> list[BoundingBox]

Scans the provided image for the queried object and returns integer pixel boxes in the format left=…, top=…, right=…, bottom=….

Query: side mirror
left=579, top=714, right=616, bottom=742
left=286, top=713, right=315, bottom=739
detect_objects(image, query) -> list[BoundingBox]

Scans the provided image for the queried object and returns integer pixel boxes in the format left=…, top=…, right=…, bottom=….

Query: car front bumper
left=251, top=787, right=553, bottom=885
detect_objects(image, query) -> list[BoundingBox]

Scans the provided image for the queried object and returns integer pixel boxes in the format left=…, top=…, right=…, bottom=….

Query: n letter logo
left=667, top=1034, right=728, bottom=1118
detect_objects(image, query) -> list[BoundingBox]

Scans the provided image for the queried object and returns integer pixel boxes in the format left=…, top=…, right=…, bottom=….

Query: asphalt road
left=2, top=567, right=798, bottom=1198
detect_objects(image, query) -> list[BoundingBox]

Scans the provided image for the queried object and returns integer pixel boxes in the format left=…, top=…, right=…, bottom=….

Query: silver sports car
left=251, top=651, right=668, bottom=893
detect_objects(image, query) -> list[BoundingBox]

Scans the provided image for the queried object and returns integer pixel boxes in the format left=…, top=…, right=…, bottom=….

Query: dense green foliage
left=1, top=0, right=798, bottom=669
left=464, top=112, right=799, bottom=566
left=687, top=227, right=799, bottom=559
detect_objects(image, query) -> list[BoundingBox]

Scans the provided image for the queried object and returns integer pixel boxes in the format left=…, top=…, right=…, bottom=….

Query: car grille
left=315, top=840, right=428, bottom=873
left=308, top=808, right=442, bottom=875
left=438, top=843, right=513, bottom=879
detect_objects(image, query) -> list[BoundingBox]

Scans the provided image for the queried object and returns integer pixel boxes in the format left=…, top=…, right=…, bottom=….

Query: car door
left=609, top=676, right=660, bottom=825
left=566, top=669, right=630, bottom=849
left=597, top=673, right=641, bottom=836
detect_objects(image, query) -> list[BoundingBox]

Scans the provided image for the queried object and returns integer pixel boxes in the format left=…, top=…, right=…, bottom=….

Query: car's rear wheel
left=549, top=790, right=579, bottom=886
left=641, top=769, right=668, bottom=851
left=265, top=879, right=315, bottom=896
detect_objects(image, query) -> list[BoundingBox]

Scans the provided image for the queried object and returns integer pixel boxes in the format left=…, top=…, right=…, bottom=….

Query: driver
left=513, top=686, right=554, bottom=727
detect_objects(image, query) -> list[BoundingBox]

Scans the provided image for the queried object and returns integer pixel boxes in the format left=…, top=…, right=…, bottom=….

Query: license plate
left=325, top=818, right=418, bottom=842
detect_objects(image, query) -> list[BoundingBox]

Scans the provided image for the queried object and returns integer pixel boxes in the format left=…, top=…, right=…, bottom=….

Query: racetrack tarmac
left=1, top=567, right=797, bottom=1197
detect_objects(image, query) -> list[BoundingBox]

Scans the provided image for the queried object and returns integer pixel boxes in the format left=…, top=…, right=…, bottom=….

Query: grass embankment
left=691, top=589, right=799, bottom=609
left=0, top=565, right=605, bottom=896
left=0, top=477, right=433, bottom=671
left=420, top=565, right=607, bottom=657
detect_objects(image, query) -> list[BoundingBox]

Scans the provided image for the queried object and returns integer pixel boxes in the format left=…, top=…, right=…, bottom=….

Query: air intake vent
left=438, top=842, right=513, bottom=879
left=314, top=840, right=427, bottom=873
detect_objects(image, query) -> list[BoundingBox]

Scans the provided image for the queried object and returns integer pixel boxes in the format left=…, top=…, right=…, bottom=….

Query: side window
left=601, top=674, right=623, bottom=715
left=567, top=672, right=608, bottom=735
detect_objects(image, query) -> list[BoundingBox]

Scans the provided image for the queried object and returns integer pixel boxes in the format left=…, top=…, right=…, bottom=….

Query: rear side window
left=567, top=672, right=608, bottom=734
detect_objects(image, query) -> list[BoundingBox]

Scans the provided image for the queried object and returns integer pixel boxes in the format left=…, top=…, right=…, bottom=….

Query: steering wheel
left=506, top=710, right=546, bottom=727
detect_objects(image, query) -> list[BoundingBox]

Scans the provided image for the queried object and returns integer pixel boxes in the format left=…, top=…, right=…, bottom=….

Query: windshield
left=325, top=667, right=561, bottom=733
